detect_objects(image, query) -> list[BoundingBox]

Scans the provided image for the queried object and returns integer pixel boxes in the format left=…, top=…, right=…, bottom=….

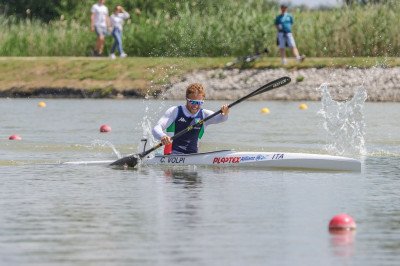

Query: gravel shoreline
left=164, top=67, right=400, bottom=102
left=1, top=67, right=400, bottom=101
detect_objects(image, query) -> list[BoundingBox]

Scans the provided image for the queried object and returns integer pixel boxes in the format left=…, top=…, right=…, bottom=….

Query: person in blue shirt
left=275, top=4, right=305, bottom=65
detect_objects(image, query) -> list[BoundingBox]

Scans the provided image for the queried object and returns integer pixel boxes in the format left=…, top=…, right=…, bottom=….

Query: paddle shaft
left=137, top=76, right=291, bottom=159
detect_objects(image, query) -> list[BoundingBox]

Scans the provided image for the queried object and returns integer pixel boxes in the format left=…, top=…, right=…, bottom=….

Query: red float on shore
left=100, top=124, right=112, bottom=133
left=329, top=214, right=356, bottom=231
left=9, top=134, right=22, bottom=140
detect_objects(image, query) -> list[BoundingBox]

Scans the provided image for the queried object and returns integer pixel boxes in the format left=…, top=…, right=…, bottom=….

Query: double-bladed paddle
left=110, top=76, right=291, bottom=167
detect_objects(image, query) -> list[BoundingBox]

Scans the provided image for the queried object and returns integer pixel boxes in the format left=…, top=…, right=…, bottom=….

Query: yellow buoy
left=299, top=104, right=308, bottom=110
left=38, top=102, right=46, bottom=107
left=261, top=108, right=270, bottom=114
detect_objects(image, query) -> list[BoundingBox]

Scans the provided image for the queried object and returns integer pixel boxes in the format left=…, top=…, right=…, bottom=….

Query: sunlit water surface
left=1, top=97, right=399, bottom=266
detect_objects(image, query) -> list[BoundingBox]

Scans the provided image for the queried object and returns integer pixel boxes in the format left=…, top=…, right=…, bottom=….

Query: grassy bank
left=1, top=2, right=400, bottom=57
left=0, top=56, right=399, bottom=98
left=0, top=57, right=228, bottom=97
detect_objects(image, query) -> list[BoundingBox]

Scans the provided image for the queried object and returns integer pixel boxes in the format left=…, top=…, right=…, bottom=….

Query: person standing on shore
left=90, top=0, right=111, bottom=57
left=109, top=6, right=130, bottom=59
left=275, top=4, right=305, bottom=65
left=152, top=83, right=230, bottom=155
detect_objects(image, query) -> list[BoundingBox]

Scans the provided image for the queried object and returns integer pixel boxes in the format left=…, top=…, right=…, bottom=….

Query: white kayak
left=141, top=150, right=361, bottom=171
left=61, top=149, right=361, bottom=171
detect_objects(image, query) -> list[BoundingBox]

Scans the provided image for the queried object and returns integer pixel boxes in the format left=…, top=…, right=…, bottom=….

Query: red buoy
left=9, top=134, right=22, bottom=140
left=100, top=124, right=112, bottom=133
left=329, top=214, right=356, bottom=231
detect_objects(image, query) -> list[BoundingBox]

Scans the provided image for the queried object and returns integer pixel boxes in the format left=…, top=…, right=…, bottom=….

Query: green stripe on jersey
left=166, top=122, right=175, bottom=132
left=198, top=125, right=204, bottom=139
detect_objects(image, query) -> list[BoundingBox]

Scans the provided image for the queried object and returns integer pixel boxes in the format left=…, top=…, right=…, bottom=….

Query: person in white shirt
left=90, top=0, right=111, bottom=56
left=109, top=6, right=130, bottom=59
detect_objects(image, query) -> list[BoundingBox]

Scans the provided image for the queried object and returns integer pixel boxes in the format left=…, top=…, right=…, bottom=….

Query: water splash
left=136, top=104, right=159, bottom=155
left=91, top=140, right=122, bottom=159
left=136, top=65, right=174, bottom=155
left=317, top=83, right=367, bottom=156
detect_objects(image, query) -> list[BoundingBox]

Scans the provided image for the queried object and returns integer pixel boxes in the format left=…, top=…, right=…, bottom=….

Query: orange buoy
left=329, top=214, right=356, bottom=232
left=9, top=134, right=22, bottom=140
left=100, top=124, right=112, bottom=133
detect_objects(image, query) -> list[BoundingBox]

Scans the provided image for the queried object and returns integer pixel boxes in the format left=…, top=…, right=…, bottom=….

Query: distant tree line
left=0, top=0, right=278, bottom=23
left=344, top=0, right=397, bottom=4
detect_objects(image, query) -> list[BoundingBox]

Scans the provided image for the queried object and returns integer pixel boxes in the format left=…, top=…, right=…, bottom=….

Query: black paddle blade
left=252, top=76, right=291, bottom=97
left=110, top=154, right=138, bottom=167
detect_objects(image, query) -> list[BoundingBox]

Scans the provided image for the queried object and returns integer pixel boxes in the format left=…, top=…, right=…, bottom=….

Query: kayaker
left=152, top=83, right=230, bottom=155
left=275, top=4, right=305, bottom=65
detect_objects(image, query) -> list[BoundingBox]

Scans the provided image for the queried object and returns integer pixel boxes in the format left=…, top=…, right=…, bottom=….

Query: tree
left=0, top=0, right=86, bottom=22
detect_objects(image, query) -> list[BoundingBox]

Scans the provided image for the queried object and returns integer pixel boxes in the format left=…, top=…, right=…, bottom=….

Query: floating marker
left=100, top=124, right=112, bottom=133
left=9, top=134, right=22, bottom=140
left=329, top=214, right=356, bottom=232
left=261, top=108, right=270, bottom=114
left=300, top=104, right=308, bottom=110
left=38, top=102, right=46, bottom=107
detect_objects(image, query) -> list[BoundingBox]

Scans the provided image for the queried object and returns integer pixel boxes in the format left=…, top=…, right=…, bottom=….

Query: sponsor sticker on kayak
left=213, top=154, right=270, bottom=164
left=240, top=154, right=269, bottom=162
left=213, top=157, right=241, bottom=164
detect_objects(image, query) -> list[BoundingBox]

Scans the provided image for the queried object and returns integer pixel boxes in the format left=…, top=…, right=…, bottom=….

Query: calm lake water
left=1, top=98, right=399, bottom=266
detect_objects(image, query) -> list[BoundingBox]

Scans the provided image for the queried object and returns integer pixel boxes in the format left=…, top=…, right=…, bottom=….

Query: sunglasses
left=187, top=98, right=204, bottom=106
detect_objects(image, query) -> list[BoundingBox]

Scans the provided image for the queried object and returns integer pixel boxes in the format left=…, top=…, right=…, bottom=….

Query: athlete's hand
left=221, top=104, right=230, bottom=115
left=161, top=135, right=172, bottom=146
left=91, top=25, right=95, bottom=32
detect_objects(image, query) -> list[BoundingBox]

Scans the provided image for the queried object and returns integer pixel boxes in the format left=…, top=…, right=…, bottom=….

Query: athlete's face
left=186, top=93, right=204, bottom=114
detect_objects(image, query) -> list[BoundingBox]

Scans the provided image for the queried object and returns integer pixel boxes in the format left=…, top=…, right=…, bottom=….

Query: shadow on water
left=162, top=168, right=201, bottom=188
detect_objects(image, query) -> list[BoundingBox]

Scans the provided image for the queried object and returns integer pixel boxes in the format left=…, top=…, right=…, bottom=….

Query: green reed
left=1, top=1, right=400, bottom=57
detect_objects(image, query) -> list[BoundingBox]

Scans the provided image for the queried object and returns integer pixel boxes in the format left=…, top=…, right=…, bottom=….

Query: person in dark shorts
left=275, top=4, right=305, bottom=65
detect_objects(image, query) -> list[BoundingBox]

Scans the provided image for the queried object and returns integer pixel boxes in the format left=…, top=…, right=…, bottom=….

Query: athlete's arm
left=152, top=106, right=178, bottom=140
left=203, top=105, right=229, bottom=126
